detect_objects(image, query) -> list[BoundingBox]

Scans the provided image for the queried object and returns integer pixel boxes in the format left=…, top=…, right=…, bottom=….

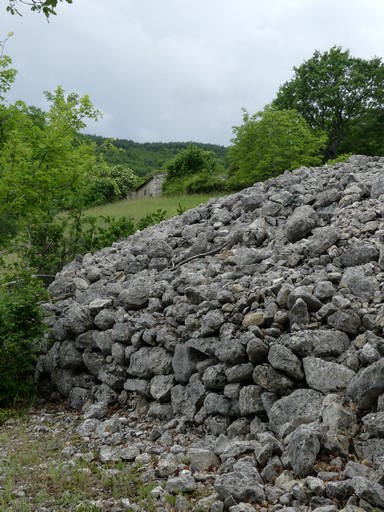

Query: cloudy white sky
left=2, top=0, right=384, bottom=145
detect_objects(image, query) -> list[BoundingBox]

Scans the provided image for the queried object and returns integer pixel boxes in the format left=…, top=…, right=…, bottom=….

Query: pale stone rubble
left=36, top=155, right=384, bottom=511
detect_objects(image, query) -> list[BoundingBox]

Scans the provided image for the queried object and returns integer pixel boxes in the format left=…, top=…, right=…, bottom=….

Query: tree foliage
left=0, top=46, right=175, bottom=274
left=273, top=46, right=384, bottom=159
left=86, top=164, right=138, bottom=205
left=0, top=83, right=104, bottom=272
left=83, top=134, right=228, bottom=179
left=162, top=144, right=225, bottom=194
left=6, top=0, right=72, bottom=17
left=227, top=107, right=326, bottom=190
left=0, top=270, right=47, bottom=405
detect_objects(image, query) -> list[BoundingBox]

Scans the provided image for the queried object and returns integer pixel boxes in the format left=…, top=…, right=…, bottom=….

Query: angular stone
left=93, top=309, right=116, bottom=331
left=303, top=357, right=356, bottom=394
left=281, top=329, right=350, bottom=357
left=253, top=364, right=295, bottom=394
left=287, top=286, right=322, bottom=312
left=124, top=378, right=150, bottom=396
left=214, top=469, right=265, bottom=503
left=285, top=205, right=318, bottom=242
left=214, top=340, right=248, bottom=365
left=171, top=380, right=206, bottom=418
left=67, top=387, right=91, bottom=410
left=64, top=304, right=94, bottom=335
left=340, top=243, right=379, bottom=268
left=305, top=226, right=341, bottom=258
left=94, top=330, right=114, bottom=355
left=188, top=448, right=220, bottom=472
left=361, top=411, right=384, bottom=437
left=371, top=174, right=384, bottom=198
left=59, top=340, right=84, bottom=370
left=327, top=310, right=361, bottom=335
left=225, top=363, right=254, bottom=383
left=99, top=445, right=120, bottom=463
left=343, top=461, right=372, bottom=480
left=202, top=364, right=227, bottom=390
left=200, top=310, right=225, bottom=336
left=353, top=438, right=384, bottom=464
left=246, top=337, right=269, bottom=364
left=172, top=345, right=206, bottom=383
left=268, top=344, right=304, bottom=380
left=147, top=402, right=173, bottom=420
left=83, top=348, right=106, bottom=377
left=340, top=267, right=380, bottom=300
left=351, top=476, right=384, bottom=509
left=288, top=425, right=321, bottom=477
left=243, top=311, right=266, bottom=328
left=239, top=385, right=265, bottom=416
left=289, top=298, right=309, bottom=326
left=322, top=402, right=359, bottom=437
left=98, top=363, right=126, bottom=390
left=118, top=275, right=151, bottom=309
left=203, top=392, right=239, bottom=416
left=166, top=471, right=197, bottom=494
left=128, top=346, right=172, bottom=379
left=268, top=389, right=324, bottom=436
left=150, top=374, right=174, bottom=402
left=347, top=358, right=384, bottom=409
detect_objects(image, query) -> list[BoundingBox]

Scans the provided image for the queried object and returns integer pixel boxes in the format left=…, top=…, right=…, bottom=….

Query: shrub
left=184, top=170, right=227, bottom=194
left=79, top=215, right=136, bottom=253
left=0, top=270, right=47, bottom=406
left=137, top=209, right=167, bottom=230
left=326, top=153, right=353, bottom=165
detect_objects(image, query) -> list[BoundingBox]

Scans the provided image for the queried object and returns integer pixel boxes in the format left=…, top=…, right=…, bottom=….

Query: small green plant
left=76, top=504, right=102, bottom=512
left=80, top=215, right=136, bottom=253
left=0, top=408, right=13, bottom=425
left=177, top=202, right=187, bottom=215
left=326, top=153, right=353, bottom=165
left=0, top=269, right=48, bottom=406
left=137, top=209, right=167, bottom=230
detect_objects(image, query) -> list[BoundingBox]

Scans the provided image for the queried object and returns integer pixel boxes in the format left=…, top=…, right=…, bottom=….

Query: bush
left=137, top=209, right=167, bottom=230
left=162, top=144, right=224, bottom=195
left=0, top=270, right=47, bottom=406
left=326, top=153, right=353, bottom=165
left=184, top=171, right=227, bottom=194
left=78, top=215, right=136, bottom=253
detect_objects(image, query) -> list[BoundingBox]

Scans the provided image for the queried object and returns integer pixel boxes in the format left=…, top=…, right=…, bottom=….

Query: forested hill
left=81, top=134, right=228, bottom=178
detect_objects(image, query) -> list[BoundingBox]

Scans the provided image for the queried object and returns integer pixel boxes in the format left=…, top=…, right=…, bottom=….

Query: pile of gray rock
left=37, top=155, right=384, bottom=511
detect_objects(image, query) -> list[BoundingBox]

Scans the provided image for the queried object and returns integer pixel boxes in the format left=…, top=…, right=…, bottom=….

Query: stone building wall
left=135, top=173, right=166, bottom=198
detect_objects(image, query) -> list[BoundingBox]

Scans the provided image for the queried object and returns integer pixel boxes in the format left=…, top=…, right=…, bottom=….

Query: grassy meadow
left=85, top=193, right=224, bottom=223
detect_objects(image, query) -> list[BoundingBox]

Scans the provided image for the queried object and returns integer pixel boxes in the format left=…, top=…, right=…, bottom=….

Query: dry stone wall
left=37, top=155, right=384, bottom=511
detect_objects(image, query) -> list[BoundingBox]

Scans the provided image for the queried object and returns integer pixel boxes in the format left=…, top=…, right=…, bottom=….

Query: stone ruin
left=36, top=155, right=384, bottom=510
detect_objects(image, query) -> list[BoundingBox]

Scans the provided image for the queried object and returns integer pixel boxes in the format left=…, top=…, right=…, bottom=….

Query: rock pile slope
left=37, top=155, right=384, bottom=511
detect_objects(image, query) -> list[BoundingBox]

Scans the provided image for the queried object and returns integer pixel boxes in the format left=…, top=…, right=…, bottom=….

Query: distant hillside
left=81, top=134, right=228, bottom=178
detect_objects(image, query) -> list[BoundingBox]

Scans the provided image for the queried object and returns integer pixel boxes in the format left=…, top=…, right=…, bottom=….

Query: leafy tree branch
left=6, top=0, right=73, bottom=17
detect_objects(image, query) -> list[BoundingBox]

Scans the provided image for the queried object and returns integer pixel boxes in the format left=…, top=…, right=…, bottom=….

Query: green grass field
left=85, top=193, right=224, bottom=222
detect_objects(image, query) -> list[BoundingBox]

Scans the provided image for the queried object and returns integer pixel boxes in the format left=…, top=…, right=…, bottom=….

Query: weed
left=176, top=202, right=187, bottom=215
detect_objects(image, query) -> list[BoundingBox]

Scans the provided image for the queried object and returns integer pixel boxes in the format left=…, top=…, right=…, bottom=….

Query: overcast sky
left=2, top=0, right=384, bottom=145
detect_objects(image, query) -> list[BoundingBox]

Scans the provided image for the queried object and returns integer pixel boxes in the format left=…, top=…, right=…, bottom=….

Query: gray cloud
left=4, top=0, right=384, bottom=144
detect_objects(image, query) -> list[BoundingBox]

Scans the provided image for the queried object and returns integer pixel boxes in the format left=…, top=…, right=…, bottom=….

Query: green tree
left=273, top=46, right=384, bottom=159
left=0, top=34, right=17, bottom=103
left=162, top=144, right=224, bottom=194
left=6, top=0, right=73, bottom=17
left=227, top=107, right=326, bottom=190
left=87, top=164, right=138, bottom=204
left=0, top=85, right=102, bottom=273
left=0, top=270, right=47, bottom=405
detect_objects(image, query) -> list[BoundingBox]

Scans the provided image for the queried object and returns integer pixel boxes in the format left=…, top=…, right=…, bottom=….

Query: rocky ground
left=22, top=155, right=384, bottom=510
left=1, top=399, right=383, bottom=512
